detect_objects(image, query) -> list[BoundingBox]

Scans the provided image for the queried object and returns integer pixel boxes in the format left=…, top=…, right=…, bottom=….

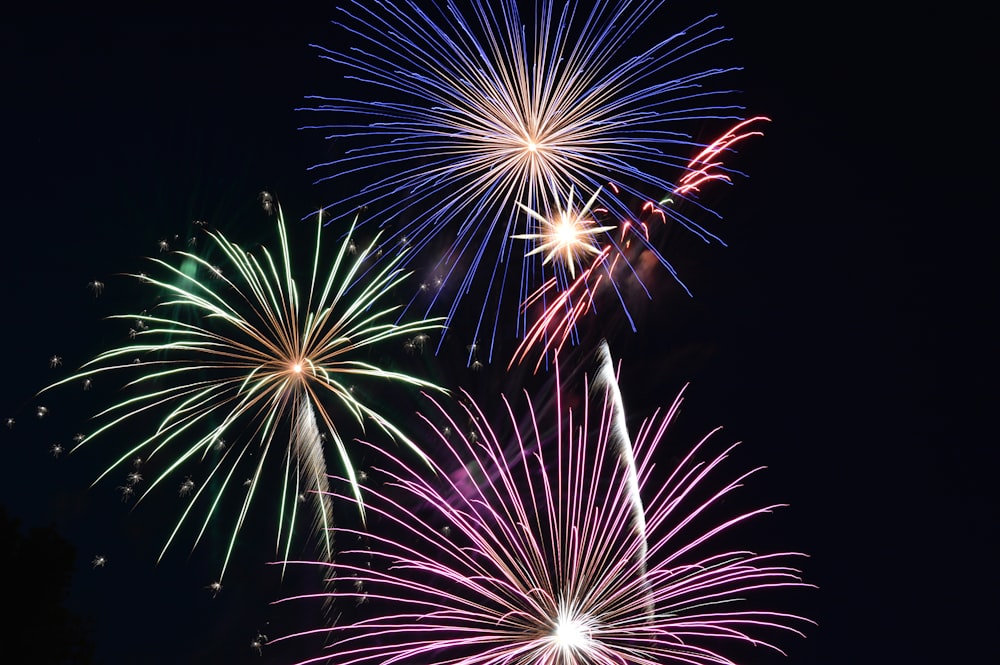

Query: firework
left=511, top=117, right=771, bottom=371
left=43, top=204, right=444, bottom=579
left=305, top=0, right=747, bottom=360
left=512, top=187, right=614, bottom=280
left=273, top=342, right=811, bottom=664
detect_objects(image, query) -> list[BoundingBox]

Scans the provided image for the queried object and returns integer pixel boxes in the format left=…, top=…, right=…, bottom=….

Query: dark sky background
left=2, top=2, right=994, bottom=664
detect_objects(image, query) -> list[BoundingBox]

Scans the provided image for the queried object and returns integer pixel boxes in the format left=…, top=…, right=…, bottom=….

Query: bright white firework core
left=553, top=613, right=591, bottom=653
left=291, top=362, right=303, bottom=374
left=555, top=214, right=580, bottom=244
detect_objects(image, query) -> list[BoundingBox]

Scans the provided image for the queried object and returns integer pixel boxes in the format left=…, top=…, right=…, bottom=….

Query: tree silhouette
left=1, top=506, right=95, bottom=664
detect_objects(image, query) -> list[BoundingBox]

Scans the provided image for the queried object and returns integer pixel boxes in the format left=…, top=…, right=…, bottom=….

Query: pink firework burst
left=273, top=342, right=811, bottom=664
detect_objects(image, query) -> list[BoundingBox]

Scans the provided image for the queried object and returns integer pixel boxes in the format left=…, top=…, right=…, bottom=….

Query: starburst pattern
left=272, top=342, right=810, bottom=664
left=42, top=204, right=444, bottom=578
left=513, top=186, right=614, bottom=279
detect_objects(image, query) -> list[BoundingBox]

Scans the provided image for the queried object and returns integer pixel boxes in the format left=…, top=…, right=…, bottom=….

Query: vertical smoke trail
left=590, top=340, right=653, bottom=620
left=293, top=395, right=334, bottom=564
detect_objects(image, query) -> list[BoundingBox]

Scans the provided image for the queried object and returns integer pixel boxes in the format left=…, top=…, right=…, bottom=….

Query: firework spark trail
left=509, top=248, right=610, bottom=372
left=592, top=341, right=651, bottom=624
left=272, top=341, right=811, bottom=664
left=510, top=207, right=652, bottom=372
left=305, top=0, right=745, bottom=360
left=675, top=116, right=771, bottom=196
left=42, top=205, right=445, bottom=580
left=291, top=398, right=329, bottom=560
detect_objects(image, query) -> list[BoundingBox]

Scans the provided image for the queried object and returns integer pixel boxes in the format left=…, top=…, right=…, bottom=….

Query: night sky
left=2, top=2, right=994, bottom=664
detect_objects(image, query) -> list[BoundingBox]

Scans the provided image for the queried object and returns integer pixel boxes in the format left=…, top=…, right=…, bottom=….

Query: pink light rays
left=270, top=344, right=811, bottom=665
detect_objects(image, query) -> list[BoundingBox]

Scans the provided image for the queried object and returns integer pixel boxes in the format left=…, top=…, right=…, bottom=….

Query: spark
left=510, top=246, right=612, bottom=372
left=675, top=116, right=771, bottom=196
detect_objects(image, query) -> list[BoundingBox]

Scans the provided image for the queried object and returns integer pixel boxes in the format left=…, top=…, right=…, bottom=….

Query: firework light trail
left=674, top=116, right=770, bottom=196
left=42, top=204, right=444, bottom=580
left=272, top=341, right=811, bottom=664
left=304, top=0, right=748, bottom=361
left=511, top=116, right=771, bottom=371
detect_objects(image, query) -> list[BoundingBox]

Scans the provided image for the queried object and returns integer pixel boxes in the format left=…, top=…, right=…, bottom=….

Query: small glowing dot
left=525, top=140, right=537, bottom=152
left=292, top=363, right=302, bottom=374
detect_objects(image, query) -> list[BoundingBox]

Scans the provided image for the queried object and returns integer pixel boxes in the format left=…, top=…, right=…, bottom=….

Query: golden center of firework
left=554, top=212, right=584, bottom=244
left=284, top=357, right=314, bottom=383
left=518, top=126, right=552, bottom=159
